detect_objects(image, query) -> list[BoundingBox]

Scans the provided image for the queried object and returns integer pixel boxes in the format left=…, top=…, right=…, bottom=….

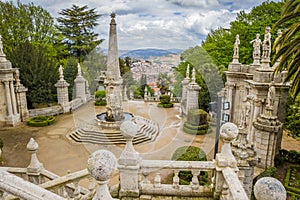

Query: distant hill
left=120, top=48, right=183, bottom=59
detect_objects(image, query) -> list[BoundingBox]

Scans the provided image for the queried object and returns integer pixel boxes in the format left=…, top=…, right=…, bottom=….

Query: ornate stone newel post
left=118, top=120, right=140, bottom=197
left=214, top=122, right=239, bottom=198
left=55, top=65, right=70, bottom=113
left=186, top=68, right=200, bottom=112
left=26, top=138, right=44, bottom=184
left=87, top=149, right=117, bottom=200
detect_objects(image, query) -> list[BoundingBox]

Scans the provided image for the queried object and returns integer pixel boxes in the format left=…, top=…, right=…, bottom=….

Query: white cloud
left=7, top=0, right=280, bottom=50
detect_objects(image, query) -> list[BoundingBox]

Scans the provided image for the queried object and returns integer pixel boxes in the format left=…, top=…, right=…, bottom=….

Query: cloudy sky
left=11, top=0, right=279, bottom=50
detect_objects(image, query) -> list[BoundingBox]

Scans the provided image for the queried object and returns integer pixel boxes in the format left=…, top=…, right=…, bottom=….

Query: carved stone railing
left=140, top=160, right=215, bottom=197
left=0, top=169, right=65, bottom=200
left=0, top=138, right=95, bottom=200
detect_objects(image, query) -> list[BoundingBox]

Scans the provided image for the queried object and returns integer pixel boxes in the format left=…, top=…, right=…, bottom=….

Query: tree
left=63, top=57, right=78, bottom=100
left=57, top=4, right=103, bottom=62
left=0, top=1, right=61, bottom=60
left=83, top=48, right=107, bottom=92
left=202, top=1, right=285, bottom=67
left=9, top=42, right=58, bottom=108
left=273, top=0, right=300, bottom=98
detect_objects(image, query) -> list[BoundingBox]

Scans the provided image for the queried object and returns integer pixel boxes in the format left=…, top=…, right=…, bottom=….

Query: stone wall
left=29, top=106, right=63, bottom=117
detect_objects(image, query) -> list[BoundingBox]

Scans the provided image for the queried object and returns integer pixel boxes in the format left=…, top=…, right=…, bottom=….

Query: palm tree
left=273, top=0, right=300, bottom=98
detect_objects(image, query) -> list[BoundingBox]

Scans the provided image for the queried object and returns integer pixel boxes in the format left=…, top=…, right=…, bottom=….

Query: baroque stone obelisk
left=104, top=13, right=124, bottom=121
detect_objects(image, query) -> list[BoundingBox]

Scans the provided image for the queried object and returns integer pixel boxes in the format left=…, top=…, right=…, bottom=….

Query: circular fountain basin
left=96, top=112, right=134, bottom=130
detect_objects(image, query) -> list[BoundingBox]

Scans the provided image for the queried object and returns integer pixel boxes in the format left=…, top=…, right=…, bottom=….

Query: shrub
left=94, top=90, right=106, bottom=99
left=183, top=109, right=210, bottom=135
left=94, top=90, right=107, bottom=106
left=160, top=94, right=171, bottom=104
left=276, top=149, right=300, bottom=164
left=27, top=116, right=55, bottom=127
left=171, top=146, right=208, bottom=186
left=172, top=146, right=207, bottom=161
left=158, top=94, right=173, bottom=108
left=187, top=109, right=208, bottom=126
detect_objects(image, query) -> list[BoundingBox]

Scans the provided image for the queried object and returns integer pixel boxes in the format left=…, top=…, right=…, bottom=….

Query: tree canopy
left=202, top=1, right=285, bottom=67
left=273, top=0, right=300, bottom=98
left=57, top=4, right=103, bottom=62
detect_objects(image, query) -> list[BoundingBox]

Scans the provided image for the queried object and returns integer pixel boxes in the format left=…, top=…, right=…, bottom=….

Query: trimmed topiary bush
left=94, top=90, right=107, bottom=106
left=158, top=94, right=173, bottom=108
left=183, top=109, right=210, bottom=135
left=27, top=116, right=55, bottom=127
left=187, top=109, right=208, bottom=125
left=171, top=146, right=208, bottom=185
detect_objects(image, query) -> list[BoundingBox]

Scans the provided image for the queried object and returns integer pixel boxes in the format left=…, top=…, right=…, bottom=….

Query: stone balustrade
left=139, top=160, right=215, bottom=197
left=143, top=96, right=181, bottom=102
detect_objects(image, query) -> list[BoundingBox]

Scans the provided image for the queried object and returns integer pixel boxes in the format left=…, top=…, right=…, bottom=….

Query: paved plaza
left=0, top=100, right=218, bottom=175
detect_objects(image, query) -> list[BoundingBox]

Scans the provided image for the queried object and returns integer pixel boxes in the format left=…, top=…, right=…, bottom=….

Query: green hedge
left=171, top=146, right=208, bottom=185
left=187, top=109, right=208, bottom=126
left=158, top=95, right=174, bottom=108
left=159, top=94, right=171, bottom=104
left=183, top=121, right=210, bottom=135
left=94, top=101, right=107, bottom=106
left=275, top=149, right=300, bottom=165
left=157, top=102, right=174, bottom=108
left=285, top=165, right=300, bottom=198
left=27, top=116, right=55, bottom=127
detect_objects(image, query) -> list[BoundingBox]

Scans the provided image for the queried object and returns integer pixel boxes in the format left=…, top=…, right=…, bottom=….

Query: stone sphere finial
left=254, top=177, right=286, bottom=200
left=27, top=138, right=38, bottom=151
left=220, top=122, right=238, bottom=142
left=87, top=150, right=117, bottom=182
left=120, top=120, right=139, bottom=140
left=111, top=12, right=116, bottom=18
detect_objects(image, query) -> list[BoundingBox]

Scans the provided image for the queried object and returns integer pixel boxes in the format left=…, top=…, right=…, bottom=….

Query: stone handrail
left=0, top=169, right=65, bottom=200
left=2, top=167, right=93, bottom=199
left=139, top=160, right=215, bottom=197
left=221, top=167, right=249, bottom=200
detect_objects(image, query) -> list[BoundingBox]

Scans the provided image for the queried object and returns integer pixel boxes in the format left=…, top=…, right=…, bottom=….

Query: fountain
left=95, top=13, right=133, bottom=130
left=69, top=14, right=159, bottom=145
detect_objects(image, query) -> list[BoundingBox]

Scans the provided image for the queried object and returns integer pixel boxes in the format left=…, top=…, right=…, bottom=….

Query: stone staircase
left=69, top=117, right=159, bottom=145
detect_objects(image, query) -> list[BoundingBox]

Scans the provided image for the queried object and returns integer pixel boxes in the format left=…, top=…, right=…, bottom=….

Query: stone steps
left=69, top=117, right=159, bottom=145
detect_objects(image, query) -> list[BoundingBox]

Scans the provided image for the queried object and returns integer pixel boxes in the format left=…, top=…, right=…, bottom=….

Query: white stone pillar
left=10, top=81, right=18, bottom=115
left=4, top=81, right=13, bottom=117
left=118, top=121, right=140, bottom=198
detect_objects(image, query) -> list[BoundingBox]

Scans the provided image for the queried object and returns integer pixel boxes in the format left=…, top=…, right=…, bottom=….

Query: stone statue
left=0, top=35, right=3, bottom=54
left=267, top=82, right=276, bottom=107
left=105, top=106, right=114, bottom=121
left=59, top=65, right=64, bottom=80
left=262, top=27, right=271, bottom=59
left=240, top=99, right=251, bottom=128
left=77, top=63, right=82, bottom=77
left=250, top=33, right=262, bottom=58
left=233, top=34, right=240, bottom=57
